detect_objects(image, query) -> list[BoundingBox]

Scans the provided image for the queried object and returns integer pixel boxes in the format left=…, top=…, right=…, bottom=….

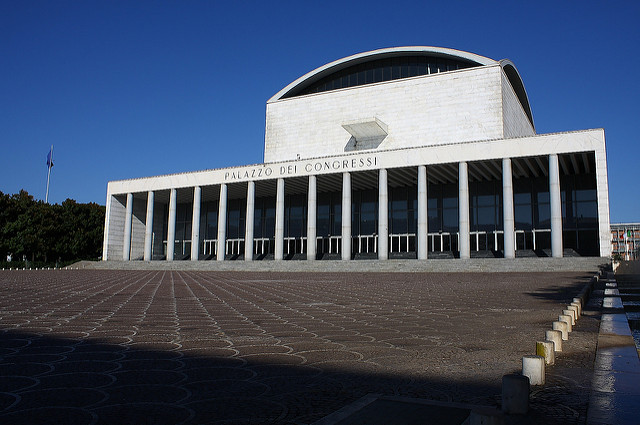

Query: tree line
left=0, top=190, right=105, bottom=267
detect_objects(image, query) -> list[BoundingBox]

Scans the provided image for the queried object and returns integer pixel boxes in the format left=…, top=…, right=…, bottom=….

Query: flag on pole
left=46, top=147, right=54, bottom=169
left=45, top=145, right=53, bottom=204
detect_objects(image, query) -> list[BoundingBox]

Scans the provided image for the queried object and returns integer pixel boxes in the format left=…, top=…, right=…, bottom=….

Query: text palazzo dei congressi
left=224, top=155, right=379, bottom=181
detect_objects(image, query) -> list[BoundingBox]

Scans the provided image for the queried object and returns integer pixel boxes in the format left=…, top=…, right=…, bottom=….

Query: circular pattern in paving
left=0, top=269, right=597, bottom=424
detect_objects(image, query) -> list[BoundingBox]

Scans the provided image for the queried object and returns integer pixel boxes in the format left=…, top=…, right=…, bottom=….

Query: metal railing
left=226, top=238, right=244, bottom=255
left=389, top=233, right=415, bottom=253
left=356, top=234, right=377, bottom=253
left=254, top=238, right=272, bottom=255
left=284, top=237, right=305, bottom=255
left=158, top=227, right=554, bottom=259
left=203, top=239, right=218, bottom=256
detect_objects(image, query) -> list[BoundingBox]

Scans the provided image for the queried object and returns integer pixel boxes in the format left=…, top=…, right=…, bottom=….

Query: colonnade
left=121, top=156, right=564, bottom=261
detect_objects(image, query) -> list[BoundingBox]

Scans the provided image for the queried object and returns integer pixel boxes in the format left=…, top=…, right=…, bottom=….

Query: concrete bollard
left=563, top=309, right=576, bottom=325
left=522, top=355, right=545, bottom=385
left=570, top=301, right=581, bottom=316
left=546, top=329, right=563, bottom=352
left=553, top=321, right=569, bottom=340
left=559, top=314, right=572, bottom=332
left=567, top=304, right=579, bottom=320
left=536, top=340, right=555, bottom=365
left=502, top=374, right=529, bottom=414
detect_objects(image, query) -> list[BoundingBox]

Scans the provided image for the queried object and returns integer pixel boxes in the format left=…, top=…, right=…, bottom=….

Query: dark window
left=285, top=194, right=306, bottom=238
left=317, top=191, right=342, bottom=236
left=226, top=198, right=246, bottom=239
left=283, top=54, right=480, bottom=98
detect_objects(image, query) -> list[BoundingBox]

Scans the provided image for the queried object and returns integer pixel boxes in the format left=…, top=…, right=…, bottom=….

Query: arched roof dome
left=269, top=46, right=533, bottom=128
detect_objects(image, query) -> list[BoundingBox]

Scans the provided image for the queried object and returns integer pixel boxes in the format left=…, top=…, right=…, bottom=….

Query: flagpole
left=45, top=145, right=53, bottom=204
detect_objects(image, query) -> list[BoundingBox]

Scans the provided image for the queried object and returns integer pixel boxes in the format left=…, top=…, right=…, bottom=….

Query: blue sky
left=1, top=1, right=638, bottom=222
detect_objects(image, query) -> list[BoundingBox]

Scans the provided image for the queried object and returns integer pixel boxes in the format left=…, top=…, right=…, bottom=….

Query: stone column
left=549, top=154, right=563, bottom=258
left=191, top=186, right=201, bottom=261
left=123, top=193, right=133, bottom=261
left=459, top=162, right=470, bottom=259
left=216, top=184, right=227, bottom=261
left=244, top=181, right=255, bottom=261
left=275, top=178, right=285, bottom=260
left=417, top=165, right=428, bottom=260
left=502, top=159, right=516, bottom=258
left=342, top=172, right=352, bottom=261
left=102, top=194, right=113, bottom=261
left=378, top=169, right=389, bottom=260
left=144, top=191, right=154, bottom=261
left=307, top=175, right=317, bottom=261
left=167, top=189, right=177, bottom=261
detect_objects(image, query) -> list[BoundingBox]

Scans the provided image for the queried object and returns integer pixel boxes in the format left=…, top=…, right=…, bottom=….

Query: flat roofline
left=106, top=129, right=605, bottom=195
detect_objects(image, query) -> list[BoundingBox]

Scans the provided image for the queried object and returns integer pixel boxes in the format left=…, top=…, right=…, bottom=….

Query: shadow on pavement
left=0, top=329, right=505, bottom=424
left=0, top=328, right=599, bottom=425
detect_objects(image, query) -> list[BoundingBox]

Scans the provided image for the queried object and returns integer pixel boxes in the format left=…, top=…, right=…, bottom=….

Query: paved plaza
left=0, top=269, right=600, bottom=424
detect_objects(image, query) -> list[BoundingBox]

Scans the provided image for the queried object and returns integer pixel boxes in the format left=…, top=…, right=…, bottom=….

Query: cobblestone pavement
left=0, top=270, right=598, bottom=424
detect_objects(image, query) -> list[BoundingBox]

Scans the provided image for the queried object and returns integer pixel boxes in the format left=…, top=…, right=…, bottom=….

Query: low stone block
left=553, top=321, right=569, bottom=340
left=502, top=374, right=529, bottom=414
left=522, top=355, right=545, bottom=385
left=559, top=314, right=572, bottom=332
left=563, top=309, right=576, bottom=325
left=546, top=329, right=563, bottom=352
left=570, top=301, right=581, bottom=316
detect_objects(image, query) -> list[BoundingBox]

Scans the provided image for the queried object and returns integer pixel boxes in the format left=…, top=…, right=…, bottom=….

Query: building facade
left=611, top=223, right=640, bottom=261
left=103, top=47, right=611, bottom=262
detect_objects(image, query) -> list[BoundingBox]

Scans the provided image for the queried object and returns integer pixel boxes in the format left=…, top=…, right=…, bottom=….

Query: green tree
left=0, top=190, right=105, bottom=265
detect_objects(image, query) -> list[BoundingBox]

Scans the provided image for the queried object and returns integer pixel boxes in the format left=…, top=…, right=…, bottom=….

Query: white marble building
left=103, top=47, right=611, bottom=262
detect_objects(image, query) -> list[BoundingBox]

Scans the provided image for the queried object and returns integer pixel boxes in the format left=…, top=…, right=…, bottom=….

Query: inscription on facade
left=223, top=155, right=378, bottom=181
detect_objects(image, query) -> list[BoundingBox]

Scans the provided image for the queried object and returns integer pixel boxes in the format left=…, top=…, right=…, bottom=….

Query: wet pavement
left=586, top=268, right=640, bottom=425
left=0, top=269, right=601, bottom=424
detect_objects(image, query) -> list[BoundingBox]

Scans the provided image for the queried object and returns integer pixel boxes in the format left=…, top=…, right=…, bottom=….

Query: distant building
left=611, top=223, right=640, bottom=260
left=103, top=47, right=611, bottom=262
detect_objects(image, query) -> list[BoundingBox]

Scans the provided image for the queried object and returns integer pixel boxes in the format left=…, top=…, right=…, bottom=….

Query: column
left=102, top=194, right=113, bottom=261
left=167, top=189, right=177, bottom=261
left=123, top=193, right=133, bottom=261
left=144, top=191, right=154, bottom=261
left=244, top=181, right=255, bottom=261
left=378, top=169, right=388, bottom=260
left=342, top=172, right=351, bottom=260
left=417, top=165, right=428, bottom=260
left=458, top=162, right=470, bottom=259
left=502, top=159, right=516, bottom=258
left=216, top=184, right=227, bottom=261
left=275, top=178, right=285, bottom=260
left=549, top=154, right=563, bottom=258
left=307, top=175, right=317, bottom=261
left=190, top=186, right=201, bottom=261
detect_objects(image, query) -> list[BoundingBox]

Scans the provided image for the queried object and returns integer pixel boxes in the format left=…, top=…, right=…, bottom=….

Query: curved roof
left=269, top=46, right=534, bottom=128
left=498, top=59, right=534, bottom=126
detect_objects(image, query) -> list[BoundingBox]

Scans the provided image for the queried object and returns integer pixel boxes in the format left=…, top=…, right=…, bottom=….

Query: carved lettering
left=223, top=156, right=378, bottom=181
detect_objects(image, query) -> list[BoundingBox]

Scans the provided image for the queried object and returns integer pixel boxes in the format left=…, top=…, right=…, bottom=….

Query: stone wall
left=265, top=65, right=505, bottom=163
left=501, top=71, right=535, bottom=139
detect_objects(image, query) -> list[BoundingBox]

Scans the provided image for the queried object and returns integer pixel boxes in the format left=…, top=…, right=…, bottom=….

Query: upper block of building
left=264, top=46, right=535, bottom=163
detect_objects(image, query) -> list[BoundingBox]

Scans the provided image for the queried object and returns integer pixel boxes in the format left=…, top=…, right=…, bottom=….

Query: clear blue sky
left=1, top=1, right=638, bottom=223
